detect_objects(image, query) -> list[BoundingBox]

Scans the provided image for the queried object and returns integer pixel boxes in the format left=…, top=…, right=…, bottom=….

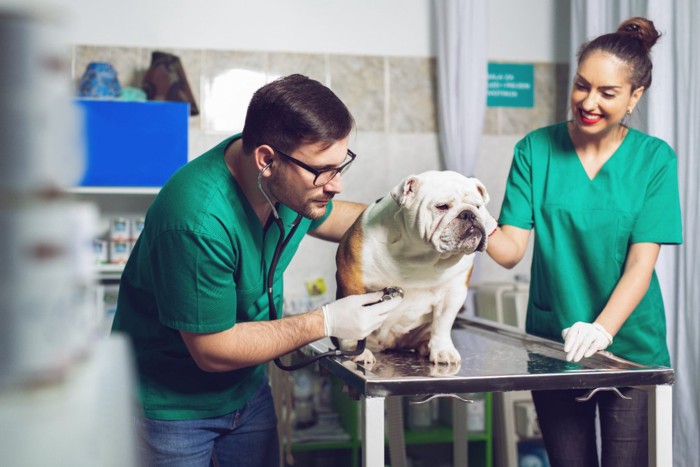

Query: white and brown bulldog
left=335, top=170, right=492, bottom=365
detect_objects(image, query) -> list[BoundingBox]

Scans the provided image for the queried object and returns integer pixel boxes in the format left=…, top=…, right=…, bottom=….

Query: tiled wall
left=72, top=44, right=570, bottom=296
left=72, top=46, right=441, bottom=157
left=72, top=45, right=569, bottom=140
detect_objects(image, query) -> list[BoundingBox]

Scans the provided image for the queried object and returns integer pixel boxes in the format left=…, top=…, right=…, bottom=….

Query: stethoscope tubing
left=266, top=215, right=367, bottom=371
left=257, top=163, right=364, bottom=371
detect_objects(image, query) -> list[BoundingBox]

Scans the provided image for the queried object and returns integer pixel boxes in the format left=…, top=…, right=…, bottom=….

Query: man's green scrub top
left=499, top=122, right=682, bottom=366
left=112, top=135, right=331, bottom=420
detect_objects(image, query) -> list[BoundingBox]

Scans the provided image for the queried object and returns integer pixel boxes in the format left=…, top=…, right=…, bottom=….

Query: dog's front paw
left=429, top=337, right=461, bottom=365
left=430, top=362, right=461, bottom=376
left=350, top=349, right=376, bottom=366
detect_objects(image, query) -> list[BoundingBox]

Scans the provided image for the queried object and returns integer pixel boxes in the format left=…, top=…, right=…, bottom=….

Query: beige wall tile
left=328, top=54, right=385, bottom=132
left=267, top=52, right=328, bottom=86
left=200, top=50, right=267, bottom=133
left=483, top=107, right=500, bottom=135
left=388, top=57, right=437, bottom=133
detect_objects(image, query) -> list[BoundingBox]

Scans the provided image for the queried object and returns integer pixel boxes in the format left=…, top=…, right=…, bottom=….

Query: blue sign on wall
left=487, top=63, right=534, bottom=108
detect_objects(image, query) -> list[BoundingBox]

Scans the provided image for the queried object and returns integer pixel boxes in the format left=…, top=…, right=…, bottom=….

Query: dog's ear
left=471, top=177, right=490, bottom=205
left=390, top=176, right=420, bottom=207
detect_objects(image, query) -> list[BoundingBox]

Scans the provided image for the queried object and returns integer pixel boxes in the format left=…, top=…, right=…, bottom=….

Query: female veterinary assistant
left=485, top=16, right=682, bottom=467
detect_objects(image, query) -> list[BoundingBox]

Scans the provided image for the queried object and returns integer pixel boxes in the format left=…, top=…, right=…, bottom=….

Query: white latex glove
left=562, top=322, right=613, bottom=362
left=321, top=291, right=403, bottom=340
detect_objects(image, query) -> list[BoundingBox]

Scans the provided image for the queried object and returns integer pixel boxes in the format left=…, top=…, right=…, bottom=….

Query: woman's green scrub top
left=499, top=122, right=682, bottom=366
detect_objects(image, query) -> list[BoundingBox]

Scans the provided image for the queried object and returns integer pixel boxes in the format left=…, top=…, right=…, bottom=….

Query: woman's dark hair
left=576, top=17, right=661, bottom=91
left=241, top=74, right=355, bottom=155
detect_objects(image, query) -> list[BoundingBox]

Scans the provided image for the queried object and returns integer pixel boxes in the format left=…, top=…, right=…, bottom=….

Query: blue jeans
left=136, top=377, right=279, bottom=467
left=531, top=387, right=648, bottom=467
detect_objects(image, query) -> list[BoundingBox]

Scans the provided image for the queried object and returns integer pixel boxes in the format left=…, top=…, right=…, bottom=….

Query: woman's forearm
left=486, top=224, right=531, bottom=269
left=595, top=242, right=660, bottom=336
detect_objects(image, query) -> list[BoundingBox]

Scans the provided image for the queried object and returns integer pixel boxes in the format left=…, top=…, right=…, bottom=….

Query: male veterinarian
left=112, top=74, right=403, bottom=467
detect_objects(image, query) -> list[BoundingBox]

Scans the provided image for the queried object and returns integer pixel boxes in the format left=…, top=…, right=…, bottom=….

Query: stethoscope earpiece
left=257, top=162, right=280, bottom=220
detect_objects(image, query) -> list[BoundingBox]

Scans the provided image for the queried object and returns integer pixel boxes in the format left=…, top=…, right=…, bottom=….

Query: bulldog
left=334, top=170, right=492, bottom=365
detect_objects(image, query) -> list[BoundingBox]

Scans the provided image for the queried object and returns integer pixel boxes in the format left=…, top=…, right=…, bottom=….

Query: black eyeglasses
left=269, top=145, right=356, bottom=186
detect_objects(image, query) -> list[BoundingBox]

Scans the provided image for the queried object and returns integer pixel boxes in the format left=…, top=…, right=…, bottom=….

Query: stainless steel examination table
left=305, top=317, right=674, bottom=467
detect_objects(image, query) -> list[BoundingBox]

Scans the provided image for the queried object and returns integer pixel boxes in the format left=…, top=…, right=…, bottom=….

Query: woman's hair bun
left=617, top=17, right=661, bottom=52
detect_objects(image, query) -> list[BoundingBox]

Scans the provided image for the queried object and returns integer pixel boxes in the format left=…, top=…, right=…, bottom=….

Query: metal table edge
left=306, top=317, right=675, bottom=398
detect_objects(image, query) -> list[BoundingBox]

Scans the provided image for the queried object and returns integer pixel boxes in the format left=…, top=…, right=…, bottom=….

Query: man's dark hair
left=241, top=74, right=355, bottom=155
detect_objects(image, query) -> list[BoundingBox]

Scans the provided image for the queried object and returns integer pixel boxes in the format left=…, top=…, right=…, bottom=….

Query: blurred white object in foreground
left=0, top=7, right=141, bottom=467
left=0, top=335, right=140, bottom=467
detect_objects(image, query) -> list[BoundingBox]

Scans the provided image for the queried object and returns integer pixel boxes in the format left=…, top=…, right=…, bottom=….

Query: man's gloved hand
left=562, top=322, right=613, bottom=362
left=322, top=291, right=403, bottom=340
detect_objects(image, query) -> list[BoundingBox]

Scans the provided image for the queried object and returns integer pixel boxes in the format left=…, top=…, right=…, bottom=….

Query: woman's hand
left=562, top=321, right=614, bottom=362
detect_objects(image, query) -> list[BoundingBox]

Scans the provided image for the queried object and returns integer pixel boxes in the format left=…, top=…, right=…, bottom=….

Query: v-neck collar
left=564, top=123, right=632, bottom=182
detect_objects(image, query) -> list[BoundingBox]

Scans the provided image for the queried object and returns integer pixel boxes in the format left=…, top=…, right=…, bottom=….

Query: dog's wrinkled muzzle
left=437, top=208, right=485, bottom=253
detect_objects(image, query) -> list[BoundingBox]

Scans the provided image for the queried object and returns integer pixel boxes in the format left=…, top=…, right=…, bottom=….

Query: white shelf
left=96, top=263, right=125, bottom=280
left=67, top=186, right=160, bottom=195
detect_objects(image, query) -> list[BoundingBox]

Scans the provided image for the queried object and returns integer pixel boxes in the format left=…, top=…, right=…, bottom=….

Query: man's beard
left=268, top=168, right=331, bottom=220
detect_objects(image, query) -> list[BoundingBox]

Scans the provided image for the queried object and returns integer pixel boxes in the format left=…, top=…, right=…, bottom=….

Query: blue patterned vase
left=78, top=61, right=122, bottom=97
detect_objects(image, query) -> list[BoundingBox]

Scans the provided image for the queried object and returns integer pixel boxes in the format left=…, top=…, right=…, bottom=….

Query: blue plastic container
left=74, top=100, right=189, bottom=187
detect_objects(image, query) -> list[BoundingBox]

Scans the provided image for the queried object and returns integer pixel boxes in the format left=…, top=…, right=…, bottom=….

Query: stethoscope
left=257, top=162, right=370, bottom=371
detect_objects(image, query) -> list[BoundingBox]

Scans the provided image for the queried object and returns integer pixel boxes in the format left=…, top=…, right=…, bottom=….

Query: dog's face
left=390, top=171, right=490, bottom=255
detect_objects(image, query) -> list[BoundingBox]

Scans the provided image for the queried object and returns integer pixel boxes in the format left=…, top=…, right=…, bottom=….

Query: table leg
left=452, top=396, right=469, bottom=466
left=386, top=396, right=407, bottom=467
left=648, top=384, right=673, bottom=467
left=362, top=396, right=385, bottom=467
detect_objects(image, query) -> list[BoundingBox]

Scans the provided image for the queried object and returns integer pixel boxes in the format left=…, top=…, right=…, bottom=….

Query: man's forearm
left=181, top=310, right=326, bottom=372
left=309, top=199, right=367, bottom=242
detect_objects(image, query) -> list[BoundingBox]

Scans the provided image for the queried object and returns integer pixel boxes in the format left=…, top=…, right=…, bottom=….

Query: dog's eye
left=436, top=204, right=450, bottom=211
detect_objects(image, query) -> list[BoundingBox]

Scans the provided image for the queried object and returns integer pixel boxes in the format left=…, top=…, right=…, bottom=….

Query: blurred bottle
left=292, top=368, right=317, bottom=429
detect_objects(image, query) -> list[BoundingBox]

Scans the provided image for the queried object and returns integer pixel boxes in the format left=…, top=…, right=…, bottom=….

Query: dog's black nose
left=458, top=210, right=475, bottom=221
